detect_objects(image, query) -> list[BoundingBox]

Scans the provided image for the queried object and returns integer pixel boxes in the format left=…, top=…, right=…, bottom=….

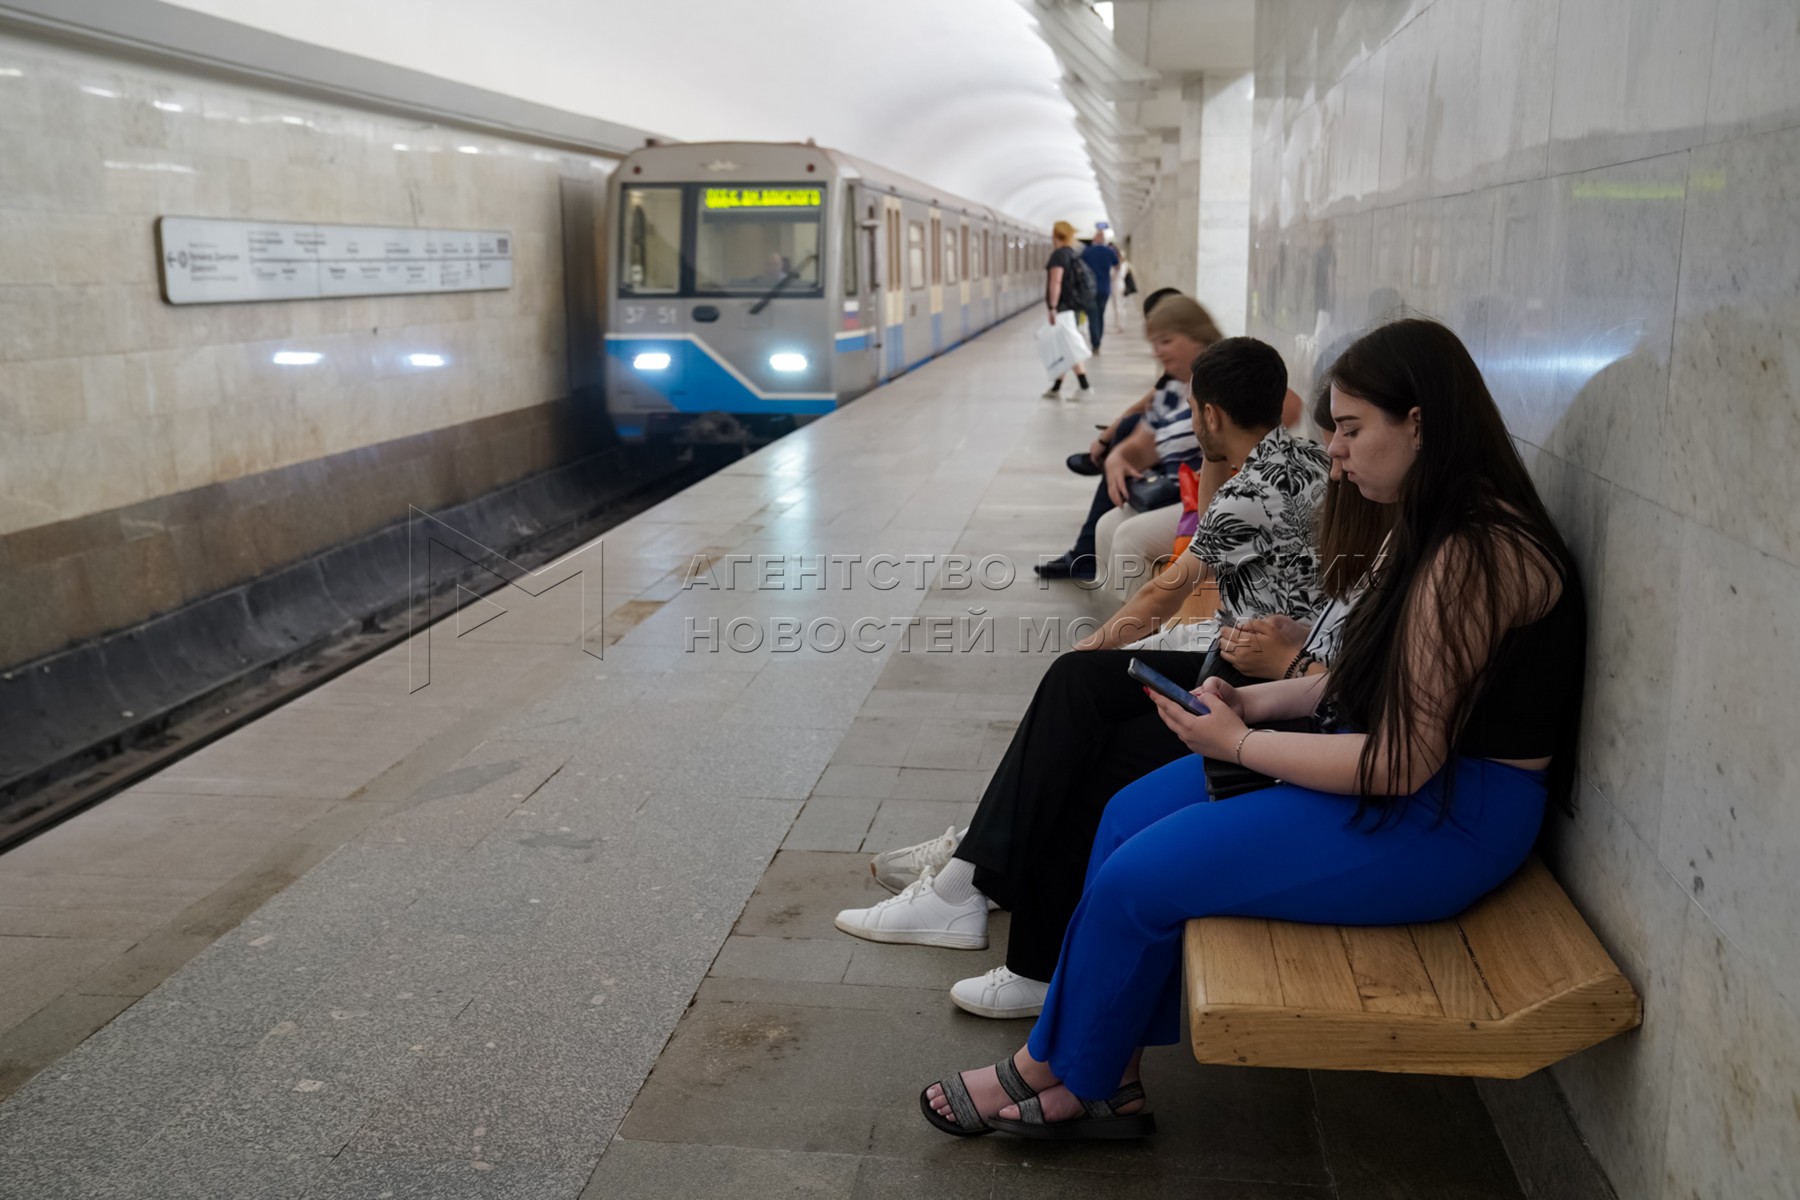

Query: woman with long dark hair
left=917, top=317, right=1585, bottom=1140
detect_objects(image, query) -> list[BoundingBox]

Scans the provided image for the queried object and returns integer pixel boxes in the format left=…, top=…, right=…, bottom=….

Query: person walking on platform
left=1042, top=221, right=1092, bottom=400
left=1079, top=229, right=1121, bottom=353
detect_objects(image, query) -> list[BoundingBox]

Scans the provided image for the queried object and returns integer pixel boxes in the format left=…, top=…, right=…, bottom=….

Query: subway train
left=602, top=140, right=1048, bottom=441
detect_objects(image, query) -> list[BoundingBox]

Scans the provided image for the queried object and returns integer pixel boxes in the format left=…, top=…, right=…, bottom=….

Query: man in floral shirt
left=1085, top=337, right=1331, bottom=642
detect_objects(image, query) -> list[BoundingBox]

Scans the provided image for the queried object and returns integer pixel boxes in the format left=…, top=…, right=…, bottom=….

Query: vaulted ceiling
left=164, top=0, right=1105, bottom=230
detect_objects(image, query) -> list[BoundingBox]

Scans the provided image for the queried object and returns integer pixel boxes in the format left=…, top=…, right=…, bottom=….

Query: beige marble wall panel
left=1659, top=522, right=1800, bottom=1002
left=1547, top=0, right=1718, bottom=175
left=1470, top=0, right=1556, bottom=190
left=1547, top=153, right=1688, bottom=502
left=1324, top=46, right=1386, bottom=215
left=0, top=33, right=611, bottom=539
left=1660, top=907, right=1800, bottom=1199
left=1375, top=2, right=1436, bottom=206
left=1423, top=0, right=1483, bottom=198
left=1543, top=785, right=1691, bottom=1200
left=1665, top=126, right=1800, bottom=567
left=1703, top=0, right=1800, bottom=142
left=1482, top=176, right=1565, bottom=448
left=1576, top=482, right=1683, bottom=840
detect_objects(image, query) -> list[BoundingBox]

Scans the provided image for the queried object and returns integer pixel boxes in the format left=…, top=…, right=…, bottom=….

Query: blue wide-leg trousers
left=1026, top=754, right=1547, bottom=1099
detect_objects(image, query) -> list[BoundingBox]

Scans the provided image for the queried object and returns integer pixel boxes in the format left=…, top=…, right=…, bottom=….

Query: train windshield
left=695, top=186, right=823, bottom=294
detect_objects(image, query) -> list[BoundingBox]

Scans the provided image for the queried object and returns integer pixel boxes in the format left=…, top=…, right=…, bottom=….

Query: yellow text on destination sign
left=705, top=188, right=823, bottom=210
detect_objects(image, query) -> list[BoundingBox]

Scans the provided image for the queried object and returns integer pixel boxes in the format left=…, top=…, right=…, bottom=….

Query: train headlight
left=769, top=353, right=807, bottom=373
left=633, top=352, right=671, bottom=371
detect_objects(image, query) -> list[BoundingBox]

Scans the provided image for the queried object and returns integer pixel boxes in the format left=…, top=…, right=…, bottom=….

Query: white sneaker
left=1041, top=387, right=1063, bottom=401
left=870, top=825, right=962, bottom=894
left=834, top=866, right=988, bottom=949
left=950, top=966, right=1051, bottom=1019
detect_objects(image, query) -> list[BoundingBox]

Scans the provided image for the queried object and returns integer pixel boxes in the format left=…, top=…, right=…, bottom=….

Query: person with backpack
left=1042, top=221, right=1092, bottom=400
left=1079, top=229, right=1122, bottom=353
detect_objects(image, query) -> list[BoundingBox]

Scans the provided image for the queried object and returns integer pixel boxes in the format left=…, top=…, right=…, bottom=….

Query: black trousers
left=1068, top=410, right=1143, bottom=562
left=956, top=648, right=1207, bottom=981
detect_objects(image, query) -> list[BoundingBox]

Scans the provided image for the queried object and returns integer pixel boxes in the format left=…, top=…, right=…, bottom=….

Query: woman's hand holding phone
left=1197, top=676, right=1247, bottom=721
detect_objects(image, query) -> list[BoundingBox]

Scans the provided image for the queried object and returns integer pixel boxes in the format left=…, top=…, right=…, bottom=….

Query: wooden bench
left=1184, top=857, right=1641, bottom=1079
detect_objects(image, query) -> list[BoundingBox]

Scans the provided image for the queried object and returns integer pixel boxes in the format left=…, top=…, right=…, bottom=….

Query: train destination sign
left=703, top=187, right=822, bottom=210
left=156, top=217, right=513, bottom=305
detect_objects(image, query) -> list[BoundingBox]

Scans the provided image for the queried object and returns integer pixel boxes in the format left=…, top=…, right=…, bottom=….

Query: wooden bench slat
left=1410, top=920, right=1503, bottom=1021
left=1270, top=922, right=1362, bottom=1010
left=1458, top=858, right=1609, bottom=1015
left=1198, top=917, right=1280, bottom=1007
left=1341, top=925, right=1443, bottom=1016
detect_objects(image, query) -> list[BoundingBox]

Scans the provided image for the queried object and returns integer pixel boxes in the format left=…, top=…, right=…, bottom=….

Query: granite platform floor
left=0, top=309, right=1538, bottom=1198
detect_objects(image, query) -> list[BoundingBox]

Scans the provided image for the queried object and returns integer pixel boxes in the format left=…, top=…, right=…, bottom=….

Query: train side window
left=620, top=186, right=682, bottom=295
left=929, top=214, right=942, bottom=286
left=960, top=227, right=971, bottom=280
left=907, top=220, right=925, bottom=290
left=842, top=194, right=857, bottom=295
left=885, top=209, right=899, bottom=291
left=982, top=230, right=990, bottom=279
left=943, top=229, right=958, bottom=286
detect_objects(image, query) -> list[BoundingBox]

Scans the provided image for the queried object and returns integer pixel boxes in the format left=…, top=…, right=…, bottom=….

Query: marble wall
left=0, top=32, right=617, bottom=664
left=1248, top=1, right=1800, bottom=1195
left=0, top=32, right=612, bottom=537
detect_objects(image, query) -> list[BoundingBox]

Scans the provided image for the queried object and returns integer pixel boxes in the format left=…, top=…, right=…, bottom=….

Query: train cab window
left=907, top=221, right=925, bottom=290
left=695, top=186, right=824, bottom=294
left=621, top=186, right=682, bottom=294
left=943, top=229, right=958, bottom=286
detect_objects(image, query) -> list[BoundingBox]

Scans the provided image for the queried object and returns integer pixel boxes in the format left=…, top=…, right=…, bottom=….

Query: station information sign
left=155, top=217, right=514, bottom=305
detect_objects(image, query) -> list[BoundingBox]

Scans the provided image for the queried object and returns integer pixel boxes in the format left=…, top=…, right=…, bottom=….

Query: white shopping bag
left=1036, top=310, right=1093, bottom=381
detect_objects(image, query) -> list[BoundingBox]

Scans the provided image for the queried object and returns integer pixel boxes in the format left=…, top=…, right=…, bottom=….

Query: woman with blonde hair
left=1042, top=220, right=1091, bottom=399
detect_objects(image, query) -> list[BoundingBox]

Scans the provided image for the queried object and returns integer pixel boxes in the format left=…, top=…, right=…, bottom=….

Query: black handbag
left=1126, top=466, right=1181, bottom=511
left=1193, top=645, right=1317, bottom=800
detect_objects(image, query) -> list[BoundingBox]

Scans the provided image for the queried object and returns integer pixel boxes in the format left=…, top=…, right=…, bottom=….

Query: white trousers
left=1093, top=502, right=1183, bottom=599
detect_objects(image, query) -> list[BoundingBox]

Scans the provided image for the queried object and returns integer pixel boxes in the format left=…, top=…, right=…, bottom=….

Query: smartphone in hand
left=1127, top=657, right=1210, bottom=716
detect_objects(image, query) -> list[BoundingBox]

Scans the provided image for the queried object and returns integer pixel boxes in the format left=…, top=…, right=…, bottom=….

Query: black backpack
left=1066, top=255, right=1098, bottom=312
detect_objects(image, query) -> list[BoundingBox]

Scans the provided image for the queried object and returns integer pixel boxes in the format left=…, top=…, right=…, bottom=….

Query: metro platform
left=0, top=314, right=1553, bottom=1199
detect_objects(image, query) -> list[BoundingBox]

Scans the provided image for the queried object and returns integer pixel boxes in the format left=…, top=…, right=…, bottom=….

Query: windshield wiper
left=748, top=252, right=818, bottom=315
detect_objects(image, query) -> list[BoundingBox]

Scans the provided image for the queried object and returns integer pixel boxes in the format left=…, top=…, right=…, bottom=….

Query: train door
left=881, top=196, right=905, bottom=380
left=927, top=210, right=944, bottom=355
left=901, top=201, right=931, bottom=373
left=957, top=220, right=972, bottom=341
left=836, top=182, right=879, bottom=397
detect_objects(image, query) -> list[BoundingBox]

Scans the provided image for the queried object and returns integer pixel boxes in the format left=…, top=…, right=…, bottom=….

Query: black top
left=1046, top=246, right=1080, bottom=311
left=1458, top=564, right=1587, bottom=759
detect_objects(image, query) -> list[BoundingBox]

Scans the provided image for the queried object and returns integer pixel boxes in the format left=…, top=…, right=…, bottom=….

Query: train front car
left=605, top=143, right=862, bottom=443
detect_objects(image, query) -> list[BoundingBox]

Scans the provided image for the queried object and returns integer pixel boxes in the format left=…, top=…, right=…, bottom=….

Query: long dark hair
left=1310, top=378, right=1394, bottom=600
left=1321, top=319, right=1580, bottom=822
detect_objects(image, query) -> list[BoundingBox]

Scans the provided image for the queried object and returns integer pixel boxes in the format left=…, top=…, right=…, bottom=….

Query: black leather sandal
left=918, top=1057, right=1040, bottom=1137
left=987, top=1081, right=1156, bottom=1140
